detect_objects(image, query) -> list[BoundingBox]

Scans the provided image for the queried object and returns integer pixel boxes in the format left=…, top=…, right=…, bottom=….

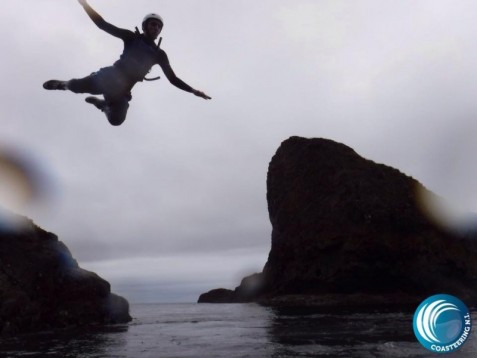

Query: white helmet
left=142, top=13, right=164, bottom=29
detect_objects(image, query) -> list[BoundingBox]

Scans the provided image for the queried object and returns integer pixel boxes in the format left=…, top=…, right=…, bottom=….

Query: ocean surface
left=0, top=303, right=476, bottom=357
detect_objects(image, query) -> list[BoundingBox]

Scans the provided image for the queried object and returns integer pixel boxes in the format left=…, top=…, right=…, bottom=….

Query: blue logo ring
left=413, top=294, right=472, bottom=353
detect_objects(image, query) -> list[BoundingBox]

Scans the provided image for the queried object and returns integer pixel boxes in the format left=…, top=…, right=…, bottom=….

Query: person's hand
left=193, top=89, right=212, bottom=100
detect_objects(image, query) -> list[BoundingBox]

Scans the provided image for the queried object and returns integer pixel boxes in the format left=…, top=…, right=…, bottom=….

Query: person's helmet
left=142, top=13, right=164, bottom=30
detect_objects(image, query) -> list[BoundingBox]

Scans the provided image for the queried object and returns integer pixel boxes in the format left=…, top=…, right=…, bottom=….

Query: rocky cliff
left=198, top=136, right=477, bottom=307
left=0, top=212, right=131, bottom=336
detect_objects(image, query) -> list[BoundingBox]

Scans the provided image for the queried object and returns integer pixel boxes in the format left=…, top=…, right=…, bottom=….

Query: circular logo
left=413, top=294, right=472, bottom=353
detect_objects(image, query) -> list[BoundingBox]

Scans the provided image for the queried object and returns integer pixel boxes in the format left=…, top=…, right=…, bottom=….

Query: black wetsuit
left=68, top=5, right=193, bottom=126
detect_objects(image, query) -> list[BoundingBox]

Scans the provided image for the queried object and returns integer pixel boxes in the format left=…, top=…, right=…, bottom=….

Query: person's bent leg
left=43, top=80, right=69, bottom=90
left=105, top=99, right=130, bottom=126
left=85, top=96, right=107, bottom=111
left=67, top=74, right=102, bottom=95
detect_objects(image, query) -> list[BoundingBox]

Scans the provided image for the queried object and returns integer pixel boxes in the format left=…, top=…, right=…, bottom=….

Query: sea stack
left=199, top=136, right=477, bottom=307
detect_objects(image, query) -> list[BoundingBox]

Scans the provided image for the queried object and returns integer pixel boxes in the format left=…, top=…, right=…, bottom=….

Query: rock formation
left=199, top=136, right=477, bottom=307
left=198, top=273, right=264, bottom=303
left=0, top=212, right=131, bottom=336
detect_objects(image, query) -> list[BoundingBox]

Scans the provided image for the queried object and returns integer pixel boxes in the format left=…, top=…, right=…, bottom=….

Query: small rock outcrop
left=198, top=273, right=264, bottom=303
left=199, top=136, right=477, bottom=307
left=0, top=212, right=131, bottom=336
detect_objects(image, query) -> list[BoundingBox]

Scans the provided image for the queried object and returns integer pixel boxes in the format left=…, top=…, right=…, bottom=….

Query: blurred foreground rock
left=199, top=136, right=477, bottom=308
left=0, top=213, right=131, bottom=336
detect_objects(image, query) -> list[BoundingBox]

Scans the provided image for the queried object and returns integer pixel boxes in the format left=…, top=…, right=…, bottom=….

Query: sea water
left=0, top=303, right=476, bottom=357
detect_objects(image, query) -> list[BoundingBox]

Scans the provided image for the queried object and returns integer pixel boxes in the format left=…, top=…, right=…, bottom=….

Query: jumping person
left=43, top=0, right=211, bottom=126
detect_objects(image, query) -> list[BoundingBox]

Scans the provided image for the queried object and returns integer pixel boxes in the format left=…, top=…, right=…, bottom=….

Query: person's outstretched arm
left=158, top=50, right=211, bottom=100
left=77, top=0, right=132, bottom=40
left=192, top=89, right=212, bottom=100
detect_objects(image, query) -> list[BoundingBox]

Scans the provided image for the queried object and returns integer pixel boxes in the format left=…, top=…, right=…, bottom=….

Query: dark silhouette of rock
left=199, top=136, right=477, bottom=307
left=198, top=288, right=237, bottom=303
left=0, top=212, right=131, bottom=336
left=198, top=273, right=264, bottom=303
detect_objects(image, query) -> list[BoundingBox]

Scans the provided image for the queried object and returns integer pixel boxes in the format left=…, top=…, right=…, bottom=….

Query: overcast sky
left=2, top=0, right=477, bottom=303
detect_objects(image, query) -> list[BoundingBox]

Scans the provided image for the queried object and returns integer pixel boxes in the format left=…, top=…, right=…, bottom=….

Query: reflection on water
left=0, top=304, right=475, bottom=357
left=269, top=306, right=413, bottom=345
left=0, top=325, right=129, bottom=357
left=268, top=307, right=417, bottom=357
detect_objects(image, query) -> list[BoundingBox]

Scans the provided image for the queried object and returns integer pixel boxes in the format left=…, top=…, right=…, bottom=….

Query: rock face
left=199, top=136, right=477, bottom=306
left=0, top=213, right=131, bottom=336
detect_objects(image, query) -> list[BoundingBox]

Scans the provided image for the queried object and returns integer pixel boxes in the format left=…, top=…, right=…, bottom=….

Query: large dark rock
left=199, top=136, right=477, bottom=307
left=0, top=212, right=131, bottom=336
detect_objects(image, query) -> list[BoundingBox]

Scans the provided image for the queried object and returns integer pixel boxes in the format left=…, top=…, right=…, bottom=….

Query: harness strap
left=144, top=75, right=161, bottom=81
left=135, top=27, right=162, bottom=82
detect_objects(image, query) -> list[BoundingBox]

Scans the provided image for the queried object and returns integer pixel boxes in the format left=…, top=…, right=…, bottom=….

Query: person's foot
left=43, top=80, right=68, bottom=90
left=85, top=96, right=107, bottom=112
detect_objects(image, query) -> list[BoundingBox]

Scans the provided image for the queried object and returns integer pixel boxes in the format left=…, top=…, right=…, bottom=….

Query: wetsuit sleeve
left=80, top=2, right=134, bottom=41
left=157, top=50, right=194, bottom=93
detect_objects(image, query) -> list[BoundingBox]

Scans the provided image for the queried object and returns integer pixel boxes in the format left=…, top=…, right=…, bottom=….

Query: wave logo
left=413, top=294, right=472, bottom=353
